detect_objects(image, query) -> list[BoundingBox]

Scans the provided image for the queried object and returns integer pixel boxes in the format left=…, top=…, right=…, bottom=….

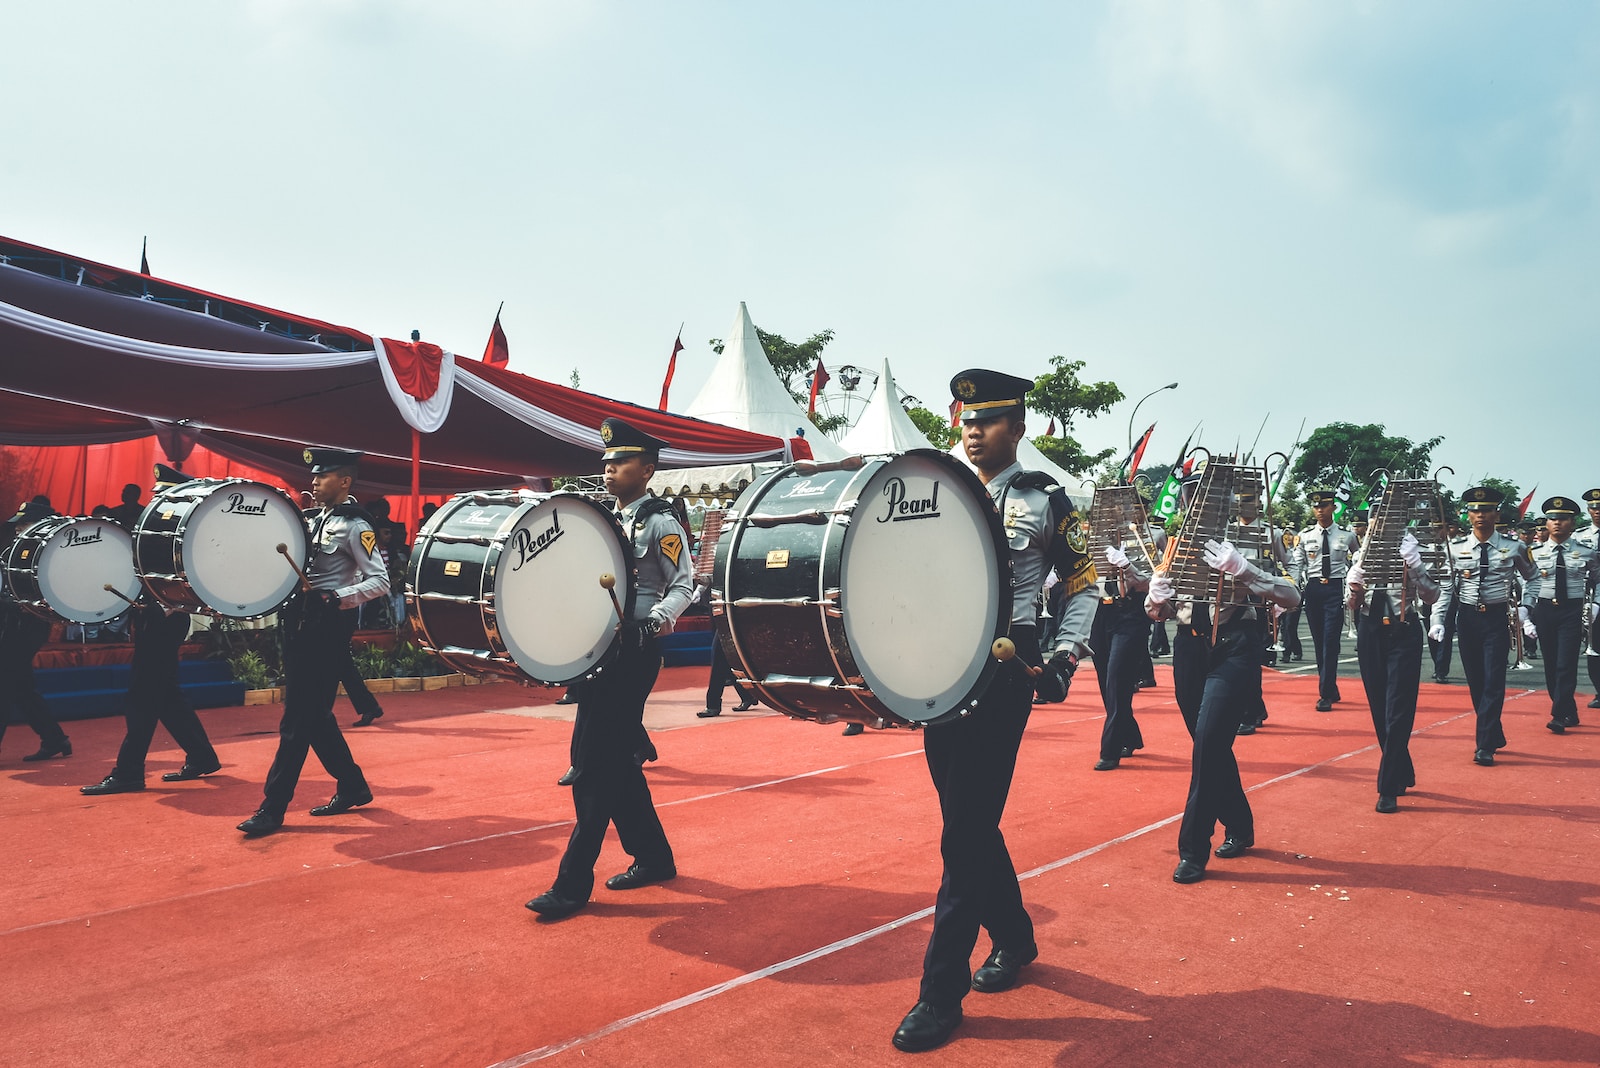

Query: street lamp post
left=1127, top=381, right=1180, bottom=450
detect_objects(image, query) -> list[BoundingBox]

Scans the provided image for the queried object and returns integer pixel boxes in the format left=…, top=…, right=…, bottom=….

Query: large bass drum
left=2, top=516, right=142, bottom=623
left=135, top=478, right=309, bottom=618
left=712, top=450, right=1010, bottom=728
left=407, top=491, right=632, bottom=684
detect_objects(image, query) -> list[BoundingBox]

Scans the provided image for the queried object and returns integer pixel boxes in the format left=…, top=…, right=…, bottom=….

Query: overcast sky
left=4, top=2, right=1596, bottom=502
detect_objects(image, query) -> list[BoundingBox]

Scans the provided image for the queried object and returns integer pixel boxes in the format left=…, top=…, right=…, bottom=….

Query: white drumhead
left=840, top=453, right=1002, bottom=719
left=496, top=496, right=628, bottom=682
left=182, top=482, right=308, bottom=617
left=36, top=518, right=141, bottom=623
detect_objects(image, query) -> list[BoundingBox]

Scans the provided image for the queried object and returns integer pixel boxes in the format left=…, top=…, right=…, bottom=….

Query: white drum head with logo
left=35, top=518, right=141, bottom=623
left=839, top=453, right=1003, bottom=721
left=495, top=496, right=629, bottom=683
left=183, top=483, right=308, bottom=617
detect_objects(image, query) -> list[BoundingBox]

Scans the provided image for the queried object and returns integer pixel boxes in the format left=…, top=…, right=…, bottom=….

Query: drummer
left=81, top=465, right=222, bottom=795
left=526, top=417, right=693, bottom=921
left=237, top=448, right=388, bottom=837
left=0, top=499, right=73, bottom=763
left=891, top=370, right=1099, bottom=1053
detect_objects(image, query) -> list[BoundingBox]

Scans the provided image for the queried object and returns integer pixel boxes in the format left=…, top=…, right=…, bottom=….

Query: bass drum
left=2, top=515, right=142, bottom=623
left=135, top=478, right=309, bottom=618
left=407, top=491, right=632, bottom=684
left=712, top=449, right=1010, bottom=728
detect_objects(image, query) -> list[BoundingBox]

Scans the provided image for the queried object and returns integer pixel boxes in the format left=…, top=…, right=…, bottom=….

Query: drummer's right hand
left=1146, top=572, right=1174, bottom=606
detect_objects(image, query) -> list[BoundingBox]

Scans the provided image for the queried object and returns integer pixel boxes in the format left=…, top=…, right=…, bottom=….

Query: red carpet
left=3, top=665, right=1596, bottom=1066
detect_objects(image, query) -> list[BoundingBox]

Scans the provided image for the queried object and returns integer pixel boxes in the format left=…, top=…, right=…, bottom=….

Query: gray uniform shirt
left=1293, top=522, right=1361, bottom=584
left=617, top=496, right=695, bottom=632
left=1431, top=531, right=1536, bottom=627
left=1521, top=537, right=1600, bottom=605
left=1346, top=546, right=1441, bottom=618
left=308, top=501, right=389, bottom=609
left=990, top=461, right=1097, bottom=657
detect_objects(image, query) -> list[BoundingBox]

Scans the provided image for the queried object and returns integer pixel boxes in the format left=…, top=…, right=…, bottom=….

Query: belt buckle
left=1319, top=578, right=1329, bottom=584
left=1477, top=604, right=1488, bottom=613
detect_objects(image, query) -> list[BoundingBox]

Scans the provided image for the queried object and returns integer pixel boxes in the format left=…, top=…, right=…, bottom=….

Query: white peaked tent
left=838, top=358, right=929, bottom=454
left=684, top=301, right=846, bottom=461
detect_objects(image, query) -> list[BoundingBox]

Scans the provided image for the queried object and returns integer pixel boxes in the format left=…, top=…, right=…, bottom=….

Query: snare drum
left=2, top=516, right=142, bottom=623
left=407, top=491, right=632, bottom=684
left=135, top=478, right=309, bottom=618
left=712, top=450, right=1010, bottom=728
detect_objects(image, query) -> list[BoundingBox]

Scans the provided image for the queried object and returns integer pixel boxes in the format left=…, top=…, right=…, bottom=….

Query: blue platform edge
left=660, top=630, right=714, bottom=668
left=24, top=661, right=245, bottom=723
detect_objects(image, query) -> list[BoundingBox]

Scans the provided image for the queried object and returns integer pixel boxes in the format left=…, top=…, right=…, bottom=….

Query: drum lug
left=823, top=589, right=842, bottom=618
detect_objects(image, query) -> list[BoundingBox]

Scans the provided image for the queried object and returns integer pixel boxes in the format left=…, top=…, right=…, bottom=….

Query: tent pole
left=411, top=427, right=422, bottom=526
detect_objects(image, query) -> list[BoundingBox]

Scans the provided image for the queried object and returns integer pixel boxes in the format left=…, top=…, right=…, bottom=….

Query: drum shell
left=134, top=494, right=207, bottom=614
left=3, top=516, right=141, bottom=623
left=2, top=517, right=70, bottom=612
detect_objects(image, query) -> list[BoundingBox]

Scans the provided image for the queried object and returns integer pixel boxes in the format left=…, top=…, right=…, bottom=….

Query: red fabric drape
left=381, top=339, right=444, bottom=401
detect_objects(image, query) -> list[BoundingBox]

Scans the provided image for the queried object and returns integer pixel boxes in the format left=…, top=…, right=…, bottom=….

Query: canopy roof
left=0, top=235, right=786, bottom=495
left=683, top=302, right=844, bottom=461
left=837, top=358, right=932, bottom=455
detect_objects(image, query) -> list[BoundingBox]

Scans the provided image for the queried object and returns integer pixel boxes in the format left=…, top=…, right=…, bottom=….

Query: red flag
left=949, top=399, right=963, bottom=427
left=658, top=329, right=684, bottom=410
left=807, top=359, right=830, bottom=416
left=1127, top=423, right=1156, bottom=482
left=1045, top=417, right=1057, bottom=437
left=480, top=305, right=509, bottom=368
left=1518, top=484, right=1538, bottom=519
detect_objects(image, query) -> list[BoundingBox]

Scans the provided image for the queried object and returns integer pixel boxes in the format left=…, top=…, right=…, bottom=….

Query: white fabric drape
left=372, top=337, right=456, bottom=434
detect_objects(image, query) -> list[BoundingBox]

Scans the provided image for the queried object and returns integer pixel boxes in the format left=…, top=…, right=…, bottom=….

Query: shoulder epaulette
left=632, top=496, right=675, bottom=521
left=333, top=503, right=376, bottom=525
left=1011, top=471, right=1060, bottom=493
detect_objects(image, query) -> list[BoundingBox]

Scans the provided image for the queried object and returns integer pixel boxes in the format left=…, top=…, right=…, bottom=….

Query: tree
left=1292, top=422, right=1443, bottom=507
left=1025, top=356, right=1123, bottom=477
left=709, top=324, right=846, bottom=436
left=906, top=406, right=960, bottom=451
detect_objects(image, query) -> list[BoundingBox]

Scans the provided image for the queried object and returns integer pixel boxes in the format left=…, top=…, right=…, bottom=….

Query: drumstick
left=276, top=542, right=311, bottom=592
left=598, top=573, right=625, bottom=622
left=1126, top=521, right=1158, bottom=571
left=991, top=636, right=1042, bottom=677
left=102, top=583, right=139, bottom=608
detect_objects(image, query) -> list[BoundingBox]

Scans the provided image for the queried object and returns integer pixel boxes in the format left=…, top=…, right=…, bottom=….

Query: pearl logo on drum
left=220, top=492, right=269, bottom=516
left=876, top=477, right=941, bottom=523
left=61, top=526, right=105, bottom=547
left=781, top=478, right=833, bottom=499
left=509, top=508, right=563, bottom=571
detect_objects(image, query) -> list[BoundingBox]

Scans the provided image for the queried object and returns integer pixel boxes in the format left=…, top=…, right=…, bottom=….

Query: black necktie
left=1478, top=542, right=1490, bottom=601
left=1555, top=544, right=1566, bottom=604
left=1321, top=529, right=1331, bottom=579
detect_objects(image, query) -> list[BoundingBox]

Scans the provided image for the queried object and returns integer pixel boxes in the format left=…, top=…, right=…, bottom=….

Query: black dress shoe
left=161, top=760, right=222, bottom=782
left=1547, top=719, right=1566, bottom=735
left=1314, top=698, right=1333, bottom=712
left=81, top=775, right=145, bottom=795
left=1214, top=835, right=1253, bottom=859
left=525, top=889, right=587, bottom=919
left=554, top=692, right=578, bottom=705
left=732, top=700, right=758, bottom=711
left=1433, top=673, right=1449, bottom=684
left=842, top=722, right=864, bottom=736
left=971, top=944, right=1038, bottom=993
left=697, top=708, right=722, bottom=718
left=22, top=738, right=72, bottom=762
left=352, top=708, right=384, bottom=727
left=891, top=1001, right=962, bottom=1053
left=1473, top=749, right=1496, bottom=767
left=238, top=809, right=284, bottom=837
left=1235, top=723, right=1257, bottom=736
left=1589, top=695, right=1600, bottom=709
left=556, top=765, right=579, bottom=786
left=1120, top=746, right=1136, bottom=758
left=1093, top=757, right=1119, bottom=771
left=309, top=788, right=374, bottom=816
left=605, top=862, right=677, bottom=890
left=1375, top=795, right=1398, bottom=814
left=1172, top=859, right=1206, bottom=883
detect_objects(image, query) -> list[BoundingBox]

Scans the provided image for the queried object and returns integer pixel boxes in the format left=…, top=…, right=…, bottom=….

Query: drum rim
left=3, top=515, right=141, bottom=623
left=405, top=491, right=525, bottom=667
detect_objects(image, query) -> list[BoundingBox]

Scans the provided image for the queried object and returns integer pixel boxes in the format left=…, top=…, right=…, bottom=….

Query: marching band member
left=1428, top=487, right=1536, bottom=766
left=0, top=499, right=72, bottom=763
left=1579, top=489, right=1600, bottom=709
left=237, top=448, right=387, bottom=837
left=1091, top=503, right=1162, bottom=769
left=1292, top=489, right=1360, bottom=711
left=890, top=370, right=1098, bottom=1053
left=1521, top=496, right=1600, bottom=735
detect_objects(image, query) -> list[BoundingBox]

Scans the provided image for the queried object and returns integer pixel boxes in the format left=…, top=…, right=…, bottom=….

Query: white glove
left=1203, top=538, right=1249, bottom=577
left=1523, top=619, right=1538, bottom=639
left=1428, top=623, right=1445, bottom=642
left=1104, top=545, right=1130, bottom=569
left=1346, top=564, right=1365, bottom=588
left=1518, top=606, right=1530, bottom=625
left=1146, top=572, right=1174, bottom=606
left=1399, top=532, right=1423, bottom=569
left=1271, top=602, right=1288, bottom=620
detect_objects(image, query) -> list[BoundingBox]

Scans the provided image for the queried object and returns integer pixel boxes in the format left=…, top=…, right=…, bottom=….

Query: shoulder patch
left=360, top=529, right=377, bottom=556
left=1012, top=471, right=1059, bottom=492
left=659, top=532, right=683, bottom=566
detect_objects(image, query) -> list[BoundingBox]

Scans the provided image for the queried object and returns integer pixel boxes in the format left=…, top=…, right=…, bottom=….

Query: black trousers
left=703, top=638, right=751, bottom=712
left=261, top=606, right=368, bottom=816
left=338, top=646, right=384, bottom=720
left=554, top=634, right=674, bottom=900
left=1091, top=601, right=1147, bottom=760
left=1279, top=608, right=1303, bottom=659
left=0, top=611, right=67, bottom=751
left=1429, top=600, right=1458, bottom=677
left=1531, top=601, right=1582, bottom=726
left=1303, top=580, right=1345, bottom=701
left=1149, top=620, right=1170, bottom=657
left=918, top=628, right=1037, bottom=1011
left=1355, top=610, right=1422, bottom=797
left=1172, top=620, right=1257, bottom=864
left=1456, top=604, right=1510, bottom=752
left=112, top=609, right=217, bottom=782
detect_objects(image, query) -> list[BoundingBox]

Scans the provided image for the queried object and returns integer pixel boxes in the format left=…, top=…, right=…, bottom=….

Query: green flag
left=1354, top=471, right=1389, bottom=515
left=1153, top=469, right=1182, bottom=520
left=1331, top=465, right=1355, bottom=524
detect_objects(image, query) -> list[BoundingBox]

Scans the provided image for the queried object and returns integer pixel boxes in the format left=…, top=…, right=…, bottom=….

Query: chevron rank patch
left=659, top=532, right=683, bottom=566
left=360, top=529, right=378, bottom=556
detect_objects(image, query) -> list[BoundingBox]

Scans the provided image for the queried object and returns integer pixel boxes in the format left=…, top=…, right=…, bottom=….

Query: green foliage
left=228, top=650, right=276, bottom=690
left=353, top=643, right=392, bottom=680
left=1034, top=434, right=1116, bottom=478
left=1026, top=356, right=1124, bottom=436
left=1477, top=476, right=1524, bottom=518
left=710, top=325, right=836, bottom=405
left=569, top=368, right=581, bottom=389
left=1291, top=422, right=1443, bottom=506
left=906, top=406, right=960, bottom=450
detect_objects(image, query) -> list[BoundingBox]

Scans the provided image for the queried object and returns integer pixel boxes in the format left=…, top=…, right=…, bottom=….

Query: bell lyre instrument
left=1354, top=469, right=1445, bottom=621
left=1158, top=451, right=1267, bottom=644
left=1085, top=483, right=1150, bottom=596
